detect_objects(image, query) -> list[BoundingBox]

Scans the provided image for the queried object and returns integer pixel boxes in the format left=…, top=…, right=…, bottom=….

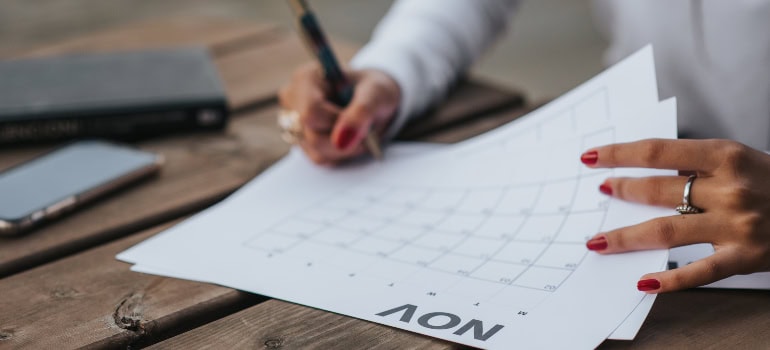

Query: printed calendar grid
left=242, top=88, right=616, bottom=309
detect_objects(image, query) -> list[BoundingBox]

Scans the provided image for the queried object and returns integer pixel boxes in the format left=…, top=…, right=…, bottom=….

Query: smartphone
left=0, top=140, right=163, bottom=236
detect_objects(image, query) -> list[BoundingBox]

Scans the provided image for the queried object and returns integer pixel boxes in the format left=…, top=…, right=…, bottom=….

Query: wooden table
left=1, top=19, right=767, bottom=350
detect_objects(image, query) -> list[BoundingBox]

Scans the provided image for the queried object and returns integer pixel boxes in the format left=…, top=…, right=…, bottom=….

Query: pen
left=287, top=0, right=383, bottom=160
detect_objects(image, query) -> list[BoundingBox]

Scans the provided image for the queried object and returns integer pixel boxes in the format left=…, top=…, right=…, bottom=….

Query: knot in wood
left=0, top=330, right=13, bottom=341
left=113, top=292, right=146, bottom=333
left=118, top=316, right=143, bottom=332
left=263, top=337, right=284, bottom=349
left=51, top=286, right=78, bottom=299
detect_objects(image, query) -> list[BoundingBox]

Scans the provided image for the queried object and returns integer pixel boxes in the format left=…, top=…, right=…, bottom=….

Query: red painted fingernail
left=637, top=279, right=661, bottom=291
left=581, top=151, right=598, bottom=165
left=599, top=183, right=613, bottom=196
left=335, top=127, right=357, bottom=150
left=586, top=236, right=607, bottom=251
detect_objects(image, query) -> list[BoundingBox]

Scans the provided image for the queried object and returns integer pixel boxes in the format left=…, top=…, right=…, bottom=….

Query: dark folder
left=0, top=47, right=229, bottom=144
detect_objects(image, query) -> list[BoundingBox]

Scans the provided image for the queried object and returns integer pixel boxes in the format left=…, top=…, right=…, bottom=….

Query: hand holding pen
left=278, top=0, right=401, bottom=165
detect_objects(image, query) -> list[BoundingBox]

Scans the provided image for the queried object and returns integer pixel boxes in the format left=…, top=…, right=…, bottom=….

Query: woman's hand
left=581, top=139, right=770, bottom=293
left=278, top=63, right=401, bottom=165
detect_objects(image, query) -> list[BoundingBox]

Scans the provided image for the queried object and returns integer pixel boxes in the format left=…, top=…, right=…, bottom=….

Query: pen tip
left=365, top=133, right=383, bottom=160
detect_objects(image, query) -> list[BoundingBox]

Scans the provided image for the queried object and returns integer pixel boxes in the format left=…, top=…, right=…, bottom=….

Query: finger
left=298, top=142, right=332, bottom=166
left=601, top=175, right=715, bottom=209
left=296, top=123, right=333, bottom=165
left=581, top=139, right=726, bottom=172
left=331, top=96, right=376, bottom=152
left=301, top=128, right=338, bottom=159
left=300, top=101, right=341, bottom=133
left=291, top=82, right=340, bottom=133
left=293, top=63, right=334, bottom=96
left=636, top=249, right=740, bottom=293
left=300, top=128, right=366, bottom=164
left=299, top=141, right=366, bottom=166
left=280, top=64, right=328, bottom=105
left=587, top=214, right=723, bottom=254
left=280, top=66, right=340, bottom=133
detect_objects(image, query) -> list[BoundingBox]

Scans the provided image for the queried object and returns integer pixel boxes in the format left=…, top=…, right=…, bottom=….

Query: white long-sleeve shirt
left=350, top=0, right=770, bottom=150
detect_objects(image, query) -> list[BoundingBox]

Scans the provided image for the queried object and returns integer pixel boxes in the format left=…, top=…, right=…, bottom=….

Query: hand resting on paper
left=581, top=138, right=770, bottom=293
left=278, top=63, right=401, bottom=165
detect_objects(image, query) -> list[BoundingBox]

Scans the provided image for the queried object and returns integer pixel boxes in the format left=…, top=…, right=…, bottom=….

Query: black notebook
left=0, top=47, right=229, bottom=144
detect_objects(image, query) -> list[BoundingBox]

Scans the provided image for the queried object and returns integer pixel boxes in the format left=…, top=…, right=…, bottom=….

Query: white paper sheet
left=605, top=97, right=677, bottom=340
left=130, top=99, right=678, bottom=341
left=119, top=46, right=675, bottom=349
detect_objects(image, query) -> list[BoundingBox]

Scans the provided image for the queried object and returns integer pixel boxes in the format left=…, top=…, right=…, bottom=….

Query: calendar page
left=119, top=46, right=675, bottom=349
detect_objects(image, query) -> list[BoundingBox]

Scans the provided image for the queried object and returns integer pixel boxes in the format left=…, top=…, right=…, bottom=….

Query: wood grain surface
left=599, top=289, right=770, bottom=349
left=0, top=221, right=264, bottom=349
left=396, top=79, right=525, bottom=141
left=148, top=300, right=463, bottom=350
left=19, top=18, right=281, bottom=58
left=150, top=283, right=770, bottom=350
left=0, top=106, right=289, bottom=277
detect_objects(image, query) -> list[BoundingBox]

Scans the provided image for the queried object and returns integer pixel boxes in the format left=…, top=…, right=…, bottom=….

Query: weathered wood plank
left=0, top=221, right=265, bottom=350
left=147, top=287, right=770, bottom=349
left=18, top=18, right=281, bottom=58
left=148, top=300, right=461, bottom=350
left=397, top=78, right=524, bottom=141
left=599, top=289, right=770, bottom=349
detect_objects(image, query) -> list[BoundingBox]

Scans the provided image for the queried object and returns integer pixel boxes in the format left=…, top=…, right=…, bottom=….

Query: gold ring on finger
left=277, top=109, right=303, bottom=145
